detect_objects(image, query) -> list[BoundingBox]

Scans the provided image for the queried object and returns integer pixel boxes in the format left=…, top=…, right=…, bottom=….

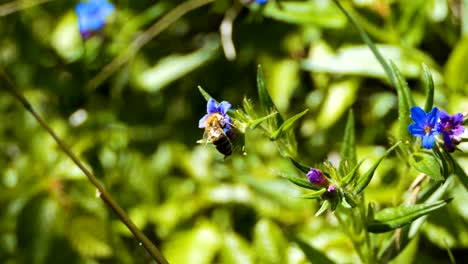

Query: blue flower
left=437, top=110, right=465, bottom=152
left=75, top=0, right=115, bottom=39
left=307, top=168, right=328, bottom=187
left=198, top=98, right=232, bottom=132
left=408, top=106, right=440, bottom=149
left=244, top=0, right=267, bottom=4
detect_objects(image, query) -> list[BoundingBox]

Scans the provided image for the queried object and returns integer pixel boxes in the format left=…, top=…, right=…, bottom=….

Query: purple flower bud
left=307, top=168, right=328, bottom=187
left=327, top=184, right=337, bottom=193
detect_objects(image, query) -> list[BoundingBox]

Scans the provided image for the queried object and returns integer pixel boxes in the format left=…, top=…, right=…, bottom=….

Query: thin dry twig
left=0, top=68, right=169, bottom=264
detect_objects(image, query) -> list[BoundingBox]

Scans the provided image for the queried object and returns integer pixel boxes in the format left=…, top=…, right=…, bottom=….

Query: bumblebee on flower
left=198, top=98, right=244, bottom=157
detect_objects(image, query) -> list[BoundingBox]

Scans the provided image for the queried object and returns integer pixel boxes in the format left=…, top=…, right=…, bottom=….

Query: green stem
left=0, top=69, right=169, bottom=264
left=334, top=209, right=367, bottom=263
left=358, top=194, right=374, bottom=263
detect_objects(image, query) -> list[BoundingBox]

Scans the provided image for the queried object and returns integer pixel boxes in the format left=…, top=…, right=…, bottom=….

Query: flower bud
left=307, top=168, right=328, bottom=187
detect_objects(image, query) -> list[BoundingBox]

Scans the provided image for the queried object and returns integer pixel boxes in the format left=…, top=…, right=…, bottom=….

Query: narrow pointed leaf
left=389, top=62, right=413, bottom=143
left=343, top=192, right=357, bottom=208
left=354, top=142, right=401, bottom=195
left=342, top=159, right=365, bottom=187
left=257, top=65, right=283, bottom=126
left=422, top=64, right=434, bottom=113
left=248, top=112, right=278, bottom=129
left=289, top=158, right=312, bottom=174
left=282, top=174, right=322, bottom=191
left=409, top=152, right=443, bottom=181
left=198, top=85, right=214, bottom=102
left=270, top=109, right=308, bottom=140
left=315, top=200, right=330, bottom=216
left=409, top=175, right=454, bottom=238
left=367, top=199, right=451, bottom=233
left=301, top=189, right=326, bottom=200
left=293, top=236, right=335, bottom=264
left=449, top=154, right=468, bottom=192
left=340, top=109, right=357, bottom=170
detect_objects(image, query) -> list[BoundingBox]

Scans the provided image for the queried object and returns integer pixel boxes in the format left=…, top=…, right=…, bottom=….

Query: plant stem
left=334, top=209, right=367, bottom=263
left=0, top=68, right=169, bottom=264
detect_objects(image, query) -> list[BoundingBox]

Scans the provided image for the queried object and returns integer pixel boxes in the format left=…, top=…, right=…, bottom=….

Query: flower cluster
left=75, top=0, right=115, bottom=39
left=408, top=106, right=465, bottom=152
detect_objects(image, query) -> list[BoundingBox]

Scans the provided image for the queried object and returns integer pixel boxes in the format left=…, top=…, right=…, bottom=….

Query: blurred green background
left=1, top=0, right=468, bottom=263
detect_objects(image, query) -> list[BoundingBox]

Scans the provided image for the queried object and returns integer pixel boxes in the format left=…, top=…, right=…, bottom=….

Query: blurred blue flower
left=75, top=0, right=115, bottom=39
left=437, top=110, right=465, bottom=152
left=198, top=98, right=232, bottom=132
left=244, top=0, right=268, bottom=4
left=408, top=106, right=440, bottom=149
left=307, top=168, right=328, bottom=187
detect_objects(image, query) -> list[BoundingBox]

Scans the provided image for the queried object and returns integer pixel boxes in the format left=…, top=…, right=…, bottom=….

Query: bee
left=202, top=112, right=235, bottom=157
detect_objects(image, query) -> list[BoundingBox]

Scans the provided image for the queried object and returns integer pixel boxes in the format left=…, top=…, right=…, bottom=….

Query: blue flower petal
left=410, top=106, right=427, bottom=126
left=421, top=134, right=435, bottom=149
left=223, top=116, right=232, bottom=132
left=427, top=107, right=440, bottom=127
left=218, top=101, right=231, bottom=115
left=207, top=98, right=217, bottom=114
left=199, top=114, right=209, bottom=128
left=408, top=124, right=424, bottom=136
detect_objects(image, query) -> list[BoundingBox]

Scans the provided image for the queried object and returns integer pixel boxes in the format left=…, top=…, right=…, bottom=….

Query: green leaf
left=289, top=157, right=311, bottom=174
left=301, top=189, right=327, bottom=200
left=282, top=174, right=323, bottom=191
left=220, top=232, right=253, bottom=264
left=17, top=195, right=59, bottom=264
left=450, top=154, right=468, bottom=192
left=248, top=111, right=278, bottom=130
left=50, top=12, right=83, bottom=63
left=133, top=40, right=219, bottom=92
left=263, top=1, right=346, bottom=28
left=340, top=109, right=357, bottom=172
left=367, top=199, right=451, bottom=233
left=409, top=175, right=455, bottom=238
left=293, top=236, right=335, bottom=264
left=342, top=159, right=365, bottom=187
left=354, top=142, right=401, bottom=195
left=316, top=79, right=359, bottom=130
left=163, top=221, right=222, bottom=264
left=342, top=191, right=358, bottom=208
left=409, top=152, right=443, bottom=181
left=315, top=200, right=330, bottom=216
left=253, top=219, right=287, bottom=263
left=257, top=65, right=283, bottom=126
left=445, top=36, right=468, bottom=92
left=270, top=109, right=308, bottom=140
left=422, top=64, right=434, bottom=113
left=198, top=85, right=214, bottom=102
left=389, top=62, right=413, bottom=143
left=67, top=216, right=113, bottom=258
